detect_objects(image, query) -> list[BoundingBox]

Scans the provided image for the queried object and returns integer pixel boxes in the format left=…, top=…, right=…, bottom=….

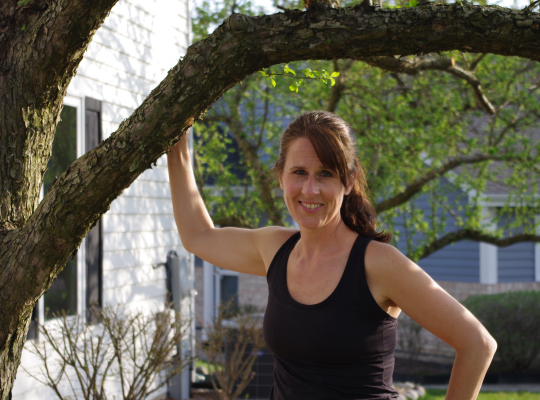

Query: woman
left=167, top=111, right=497, bottom=400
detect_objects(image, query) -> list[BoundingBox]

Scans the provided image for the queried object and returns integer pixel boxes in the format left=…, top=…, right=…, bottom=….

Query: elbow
left=178, top=227, right=213, bottom=256
left=456, top=330, right=497, bottom=359
left=486, top=335, right=497, bottom=356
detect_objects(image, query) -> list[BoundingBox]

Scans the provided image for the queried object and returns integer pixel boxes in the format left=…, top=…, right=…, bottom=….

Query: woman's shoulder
left=364, top=240, right=409, bottom=277
left=254, top=227, right=299, bottom=271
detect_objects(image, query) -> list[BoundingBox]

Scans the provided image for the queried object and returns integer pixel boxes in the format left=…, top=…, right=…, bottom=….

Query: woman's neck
left=295, top=219, right=357, bottom=261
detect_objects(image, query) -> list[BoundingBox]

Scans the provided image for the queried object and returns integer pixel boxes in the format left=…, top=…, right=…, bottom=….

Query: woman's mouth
left=299, top=201, right=323, bottom=211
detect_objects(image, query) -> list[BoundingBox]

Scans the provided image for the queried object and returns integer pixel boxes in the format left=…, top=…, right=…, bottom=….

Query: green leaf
left=330, top=77, right=336, bottom=86
left=330, top=71, right=340, bottom=78
left=283, top=64, right=296, bottom=76
left=302, top=68, right=314, bottom=78
left=259, top=71, right=268, bottom=77
left=271, top=78, right=276, bottom=87
left=410, top=0, right=418, bottom=6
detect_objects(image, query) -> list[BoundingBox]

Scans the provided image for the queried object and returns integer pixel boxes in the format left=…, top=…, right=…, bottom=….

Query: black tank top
left=263, top=232, right=399, bottom=400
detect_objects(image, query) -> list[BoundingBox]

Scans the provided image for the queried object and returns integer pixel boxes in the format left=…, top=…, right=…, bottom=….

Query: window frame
left=35, top=95, right=87, bottom=330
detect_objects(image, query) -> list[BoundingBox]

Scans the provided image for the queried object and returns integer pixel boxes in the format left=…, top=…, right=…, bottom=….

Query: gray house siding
left=498, top=242, right=535, bottom=282
left=497, top=212, right=536, bottom=282
left=392, top=177, right=480, bottom=282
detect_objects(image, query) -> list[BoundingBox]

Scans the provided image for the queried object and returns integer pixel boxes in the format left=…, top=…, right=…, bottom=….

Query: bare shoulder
left=365, top=240, right=410, bottom=275
left=253, top=226, right=298, bottom=271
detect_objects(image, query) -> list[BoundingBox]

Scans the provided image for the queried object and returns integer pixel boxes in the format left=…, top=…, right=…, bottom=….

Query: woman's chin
left=295, top=216, right=326, bottom=231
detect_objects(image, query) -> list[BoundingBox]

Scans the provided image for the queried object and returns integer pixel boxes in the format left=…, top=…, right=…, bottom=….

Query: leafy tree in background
left=2, top=0, right=540, bottom=397
left=193, top=0, right=540, bottom=261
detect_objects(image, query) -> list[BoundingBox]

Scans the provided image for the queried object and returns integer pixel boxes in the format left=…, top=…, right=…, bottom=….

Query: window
left=43, top=104, right=79, bottom=319
left=28, top=96, right=103, bottom=338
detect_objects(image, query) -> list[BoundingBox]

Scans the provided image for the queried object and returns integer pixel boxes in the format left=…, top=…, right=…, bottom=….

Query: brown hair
left=274, top=111, right=391, bottom=243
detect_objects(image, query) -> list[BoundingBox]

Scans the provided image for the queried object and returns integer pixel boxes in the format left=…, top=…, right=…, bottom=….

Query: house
left=13, top=1, right=193, bottom=399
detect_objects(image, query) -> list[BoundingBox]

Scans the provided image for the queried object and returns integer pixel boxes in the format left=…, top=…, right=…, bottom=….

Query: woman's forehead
left=285, top=138, right=323, bottom=164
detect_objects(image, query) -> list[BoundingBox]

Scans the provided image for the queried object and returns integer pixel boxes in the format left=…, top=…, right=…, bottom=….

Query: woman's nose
left=302, top=174, right=320, bottom=195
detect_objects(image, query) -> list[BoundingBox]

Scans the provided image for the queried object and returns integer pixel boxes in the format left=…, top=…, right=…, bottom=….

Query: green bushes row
left=463, top=290, right=540, bottom=372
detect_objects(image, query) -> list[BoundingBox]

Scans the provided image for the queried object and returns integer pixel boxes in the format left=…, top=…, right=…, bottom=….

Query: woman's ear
left=345, top=171, right=358, bottom=195
left=278, top=173, right=284, bottom=191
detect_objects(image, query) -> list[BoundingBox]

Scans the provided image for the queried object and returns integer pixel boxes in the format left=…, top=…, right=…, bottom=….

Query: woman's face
left=279, top=137, right=352, bottom=231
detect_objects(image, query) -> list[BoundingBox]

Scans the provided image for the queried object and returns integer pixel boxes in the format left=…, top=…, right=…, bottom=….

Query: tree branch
left=469, top=53, right=487, bottom=71
left=0, top=0, right=119, bottom=224
left=360, top=55, right=455, bottom=74
left=413, top=229, right=540, bottom=261
left=359, top=55, right=496, bottom=114
left=446, top=65, right=496, bottom=114
left=375, top=153, right=531, bottom=213
left=326, top=59, right=355, bottom=113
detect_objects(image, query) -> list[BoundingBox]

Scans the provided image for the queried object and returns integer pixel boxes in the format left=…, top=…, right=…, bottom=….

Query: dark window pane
left=43, top=105, right=77, bottom=194
left=221, top=275, right=239, bottom=308
left=43, top=105, right=78, bottom=319
left=44, top=258, right=78, bottom=320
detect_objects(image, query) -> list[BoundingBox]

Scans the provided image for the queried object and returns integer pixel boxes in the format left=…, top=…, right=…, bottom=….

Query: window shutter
left=85, top=97, right=103, bottom=323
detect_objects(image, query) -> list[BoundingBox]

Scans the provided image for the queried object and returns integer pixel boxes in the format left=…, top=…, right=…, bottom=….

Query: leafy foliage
left=463, top=290, right=540, bottom=372
left=192, top=0, right=540, bottom=260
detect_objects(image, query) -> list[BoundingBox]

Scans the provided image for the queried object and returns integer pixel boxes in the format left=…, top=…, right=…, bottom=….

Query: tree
left=193, top=0, right=540, bottom=261
left=1, top=0, right=540, bottom=397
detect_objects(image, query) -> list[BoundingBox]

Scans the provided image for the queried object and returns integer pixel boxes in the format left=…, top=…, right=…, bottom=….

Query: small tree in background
left=202, top=301, right=266, bottom=400
left=23, top=307, right=191, bottom=400
left=463, top=290, right=540, bottom=373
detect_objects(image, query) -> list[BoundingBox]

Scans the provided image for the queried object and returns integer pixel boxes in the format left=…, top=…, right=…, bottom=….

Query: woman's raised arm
left=167, top=133, right=294, bottom=276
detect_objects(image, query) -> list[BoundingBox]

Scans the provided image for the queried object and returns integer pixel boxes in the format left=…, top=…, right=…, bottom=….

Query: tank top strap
left=347, top=235, right=397, bottom=320
left=266, top=231, right=300, bottom=291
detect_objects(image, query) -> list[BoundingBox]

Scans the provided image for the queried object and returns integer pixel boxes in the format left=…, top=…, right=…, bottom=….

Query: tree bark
left=1, top=2, right=540, bottom=397
left=0, top=0, right=119, bottom=397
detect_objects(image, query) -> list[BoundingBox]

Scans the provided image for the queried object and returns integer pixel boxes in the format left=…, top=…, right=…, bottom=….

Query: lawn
left=424, top=389, right=540, bottom=400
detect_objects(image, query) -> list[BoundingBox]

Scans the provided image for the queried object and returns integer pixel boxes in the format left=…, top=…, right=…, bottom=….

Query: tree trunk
left=0, top=1, right=119, bottom=397
left=1, top=2, right=540, bottom=397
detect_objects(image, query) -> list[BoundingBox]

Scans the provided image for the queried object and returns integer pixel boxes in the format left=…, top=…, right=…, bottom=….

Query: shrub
left=24, top=307, right=191, bottom=400
left=202, top=300, right=266, bottom=400
left=463, top=290, right=540, bottom=372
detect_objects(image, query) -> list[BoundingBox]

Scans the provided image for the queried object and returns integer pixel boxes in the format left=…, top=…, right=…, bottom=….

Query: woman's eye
left=294, top=170, right=306, bottom=175
left=321, top=170, right=333, bottom=177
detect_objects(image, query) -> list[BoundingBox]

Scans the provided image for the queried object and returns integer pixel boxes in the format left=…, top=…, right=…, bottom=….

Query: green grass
left=195, top=358, right=223, bottom=374
left=424, top=389, right=540, bottom=400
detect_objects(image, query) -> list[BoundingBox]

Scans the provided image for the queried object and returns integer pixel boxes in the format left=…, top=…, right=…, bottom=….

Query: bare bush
left=202, top=301, right=266, bottom=400
left=23, top=306, right=191, bottom=400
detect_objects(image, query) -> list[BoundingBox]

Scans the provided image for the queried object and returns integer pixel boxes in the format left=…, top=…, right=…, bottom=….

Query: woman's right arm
left=167, top=133, right=293, bottom=276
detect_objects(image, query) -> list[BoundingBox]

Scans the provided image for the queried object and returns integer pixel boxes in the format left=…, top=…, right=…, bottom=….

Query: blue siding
left=392, top=176, right=480, bottom=282
left=497, top=212, right=536, bottom=282
left=419, top=240, right=480, bottom=282
left=498, top=244, right=535, bottom=282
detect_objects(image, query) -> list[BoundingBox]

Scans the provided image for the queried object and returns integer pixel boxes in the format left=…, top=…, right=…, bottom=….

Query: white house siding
left=14, top=1, right=191, bottom=399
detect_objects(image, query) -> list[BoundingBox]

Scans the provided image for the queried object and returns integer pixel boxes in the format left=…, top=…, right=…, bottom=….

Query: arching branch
left=412, top=229, right=540, bottom=261
left=375, top=153, right=538, bottom=213
left=360, top=55, right=496, bottom=114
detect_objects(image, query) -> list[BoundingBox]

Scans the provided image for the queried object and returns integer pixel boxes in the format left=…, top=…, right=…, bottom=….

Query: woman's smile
left=299, top=201, right=323, bottom=212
